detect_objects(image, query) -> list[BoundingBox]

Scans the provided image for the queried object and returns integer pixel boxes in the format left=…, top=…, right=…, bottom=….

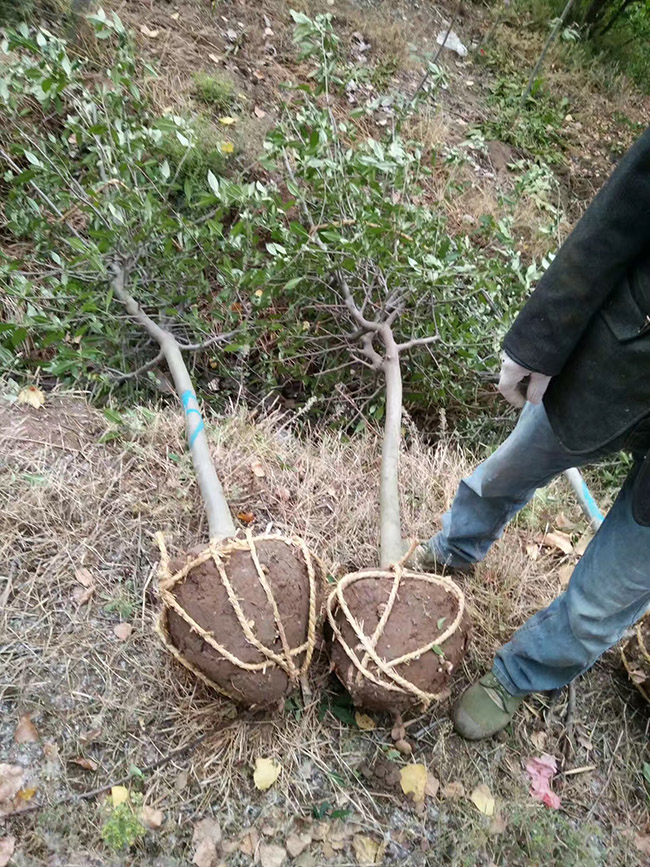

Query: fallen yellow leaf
left=352, top=834, right=385, bottom=865
left=219, top=116, right=237, bottom=125
left=253, top=757, right=280, bottom=790
left=441, top=780, right=465, bottom=799
left=354, top=712, right=376, bottom=731
left=400, top=763, right=427, bottom=803
left=111, top=785, right=129, bottom=807
left=470, top=782, right=495, bottom=816
left=17, top=385, right=45, bottom=408
left=219, top=141, right=235, bottom=154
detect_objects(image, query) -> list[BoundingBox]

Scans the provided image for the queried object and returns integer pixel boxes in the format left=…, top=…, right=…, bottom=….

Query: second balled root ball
left=327, top=569, right=470, bottom=712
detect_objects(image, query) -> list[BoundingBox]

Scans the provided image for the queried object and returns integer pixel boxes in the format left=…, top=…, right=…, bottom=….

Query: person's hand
left=497, top=354, right=551, bottom=408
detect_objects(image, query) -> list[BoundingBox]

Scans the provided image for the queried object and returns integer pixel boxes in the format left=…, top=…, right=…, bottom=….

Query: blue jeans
left=427, top=402, right=650, bottom=696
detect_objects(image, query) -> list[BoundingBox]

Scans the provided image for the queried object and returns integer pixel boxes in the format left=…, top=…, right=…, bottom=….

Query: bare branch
left=396, top=334, right=440, bottom=352
left=110, top=350, right=164, bottom=383
left=336, top=271, right=381, bottom=333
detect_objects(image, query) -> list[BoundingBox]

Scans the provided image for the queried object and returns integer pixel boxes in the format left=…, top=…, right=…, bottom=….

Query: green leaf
left=23, top=150, right=42, bottom=167
left=207, top=169, right=220, bottom=196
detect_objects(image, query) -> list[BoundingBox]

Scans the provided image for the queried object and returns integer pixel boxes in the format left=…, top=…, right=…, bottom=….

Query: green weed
left=192, top=71, right=235, bottom=111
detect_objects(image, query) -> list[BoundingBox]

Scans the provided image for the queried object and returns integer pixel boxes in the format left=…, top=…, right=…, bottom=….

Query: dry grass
left=1, top=390, right=648, bottom=864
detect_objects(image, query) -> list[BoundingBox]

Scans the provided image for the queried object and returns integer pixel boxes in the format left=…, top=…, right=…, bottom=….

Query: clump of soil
left=621, top=616, right=650, bottom=703
left=329, top=574, right=470, bottom=712
left=166, top=538, right=321, bottom=708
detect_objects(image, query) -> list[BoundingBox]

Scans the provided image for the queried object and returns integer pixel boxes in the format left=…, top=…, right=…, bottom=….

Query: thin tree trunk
left=521, top=0, right=577, bottom=107
left=379, top=324, right=403, bottom=568
left=110, top=265, right=235, bottom=542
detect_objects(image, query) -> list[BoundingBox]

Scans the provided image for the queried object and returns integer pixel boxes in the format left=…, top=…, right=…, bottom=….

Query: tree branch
left=110, top=262, right=235, bottom=541
left=396, top=334, right=440, bottom=352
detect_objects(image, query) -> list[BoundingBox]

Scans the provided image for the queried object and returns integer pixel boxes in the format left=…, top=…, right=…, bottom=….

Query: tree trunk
left=379, top=324, right=403, bottom=568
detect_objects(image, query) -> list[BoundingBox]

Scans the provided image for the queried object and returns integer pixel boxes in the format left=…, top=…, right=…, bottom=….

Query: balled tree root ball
left=621, top=615, right=650, bottom=704
left=327, top=569, right=470, bottom=712
left=156, top=534, right=323, bottom=709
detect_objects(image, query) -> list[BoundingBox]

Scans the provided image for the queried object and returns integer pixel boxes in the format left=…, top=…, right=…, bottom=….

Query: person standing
left=411, top=129, right=650, bottom=739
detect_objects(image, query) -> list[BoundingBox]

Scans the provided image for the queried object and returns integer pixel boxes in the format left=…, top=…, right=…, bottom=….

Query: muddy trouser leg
left=494, top=459, right=650, bottom=695
left=430, top=401, right=605, bottom=569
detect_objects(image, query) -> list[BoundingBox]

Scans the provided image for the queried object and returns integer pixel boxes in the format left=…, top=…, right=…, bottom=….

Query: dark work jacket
left=504, top=128, right=650, bottom=458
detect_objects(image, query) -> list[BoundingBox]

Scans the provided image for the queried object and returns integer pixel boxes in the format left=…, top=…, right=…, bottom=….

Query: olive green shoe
left=452, top=672, right=523, bottom=740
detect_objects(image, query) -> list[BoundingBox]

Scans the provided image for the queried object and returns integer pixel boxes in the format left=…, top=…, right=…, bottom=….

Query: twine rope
left=155, top=531, right=322, bottom=702
left=326, top=547, right=465, bottom=707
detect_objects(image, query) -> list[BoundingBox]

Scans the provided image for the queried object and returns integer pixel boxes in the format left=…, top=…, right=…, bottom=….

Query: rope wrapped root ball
left=621, top=615, right=650, bottom=704
left=156, top=531, right=324, bottom=709
left=327, top=564, right=470, bottom=712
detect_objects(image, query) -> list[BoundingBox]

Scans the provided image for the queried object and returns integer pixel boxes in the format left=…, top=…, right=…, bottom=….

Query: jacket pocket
left=600, top=276, right=650, bottom=343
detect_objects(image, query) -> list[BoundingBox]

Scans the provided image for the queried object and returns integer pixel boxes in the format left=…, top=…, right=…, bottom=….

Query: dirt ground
left=1, top=390, right=649, bottom=865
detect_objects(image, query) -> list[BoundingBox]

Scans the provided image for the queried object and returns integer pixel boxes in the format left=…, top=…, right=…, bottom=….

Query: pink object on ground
left=525, top=753, right=561, bottom=809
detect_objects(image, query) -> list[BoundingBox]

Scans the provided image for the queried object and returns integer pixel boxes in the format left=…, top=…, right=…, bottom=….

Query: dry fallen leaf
left=259, top=842, right=286, bottom=867
left=525, top=543, right=539, bottom=561
left=558, top=564, right=574, bottom=587
left=441, top=780, right=465, bottom=799
left=140, top=24, right=159, bottom=38
left=253, top=757, right=281, bottom=790
left=0, top=765, right=24, bottom=805
left=276, top=486, right=291, bottom=502
left=209, top=52, right=221, bottom=64
left=192, top=818, right=222, bottom=867
left=254, top=105, right=267, bottom=119
left=17, top=385, right=45, bottom=408
left=219, top=116, right=237, bottom=126
left=470, top=783, right=495, bottom=816
left=0, top=836, right=15, bottom=867
left=14, top=714, right=39, bottom=744
left=113, top=622, right=133, bottom=641
left=250, top=460, right=265, bottom=478
left=352, top=834, right=385, bottom=866
left=111, top=785, right=129, bottom=807
left=74, top=567, right=94, bottom=587
left=170, top=11, right=180, bottom=20
left=355, top=712, right=376, bottom=731
left=70, top=756, right=98, bottom=772
left=140, top=805, right=164, bottom=830
left=400, top=764, right=427, bottom=803
left=72, top=585, right=94, bottom=605
left=575, top=531, right=593, bottom=557
left=239, top=828, right=259, bottom=857
left=394, top=739, right=412, bottom=756
left=285, top=833, right=311, bottom=858
left=544, top=531, right=573, bottom=555
left=530, top=730, right=547, bottom=752
left=489, top=814, right=507, bottom=835
left=237, top=511, right=255, bottom=524
left=253, top=69, right=265, bottom=80
left=80, top=727, right=102, bottom=746
left=311, top=822, right=329, bottom=842
left=424, top=772, right=440, bottom=798
left=634, top=834, right=650, bottom=856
